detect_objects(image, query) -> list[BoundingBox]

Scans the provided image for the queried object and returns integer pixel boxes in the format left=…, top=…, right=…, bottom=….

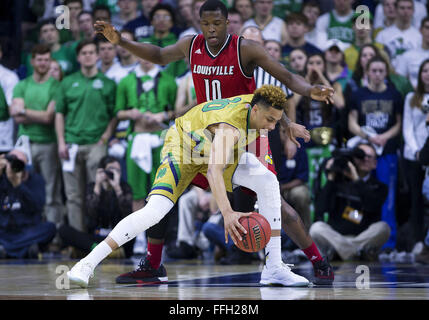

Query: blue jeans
left=0, top=222, right=56, bottom=258
left=202, top=222, right=234, bottom=251
left=376, top=153, right=398, bottom=249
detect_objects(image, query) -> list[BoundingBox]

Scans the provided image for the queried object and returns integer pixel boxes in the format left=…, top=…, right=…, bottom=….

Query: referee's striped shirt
left=253, top=66, right=294, bottom=99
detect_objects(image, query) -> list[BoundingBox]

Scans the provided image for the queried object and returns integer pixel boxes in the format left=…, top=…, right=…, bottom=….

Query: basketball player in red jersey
left=95, top=0, right=334, bottom=285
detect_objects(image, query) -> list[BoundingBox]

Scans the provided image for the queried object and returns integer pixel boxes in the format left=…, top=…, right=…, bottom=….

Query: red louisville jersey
left=189, top=34, right=256, bottom=104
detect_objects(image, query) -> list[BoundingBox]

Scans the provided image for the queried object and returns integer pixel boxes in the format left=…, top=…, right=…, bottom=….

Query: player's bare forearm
left=118, top=37, right=165, bottom=65
left=206, top=165, right=232, bottom=215
left=206, top=124, right=238, bottom=216
left=286, top=72, right=312, bottom=97
left=118, top=36, right=189, bottom=66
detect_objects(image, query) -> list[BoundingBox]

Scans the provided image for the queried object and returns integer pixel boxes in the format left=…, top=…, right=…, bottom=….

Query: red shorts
left=190, top=135, right=276, bottom=196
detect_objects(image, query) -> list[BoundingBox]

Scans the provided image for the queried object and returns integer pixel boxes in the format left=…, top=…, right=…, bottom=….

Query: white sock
left=265, top=235, right=282, bottom=268
left=81, top=241, right=112, bottom=268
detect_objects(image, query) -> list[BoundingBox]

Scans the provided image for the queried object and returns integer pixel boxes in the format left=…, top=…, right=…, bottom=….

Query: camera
left=327, top=147, right=366, bottom=175
left=5, top=154, right=25, bottom=173
left=105, top=169, right=114, bottom=180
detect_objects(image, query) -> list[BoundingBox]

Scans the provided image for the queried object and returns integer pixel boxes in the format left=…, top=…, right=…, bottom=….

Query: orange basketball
left=236, top=212, right=271, bottom=253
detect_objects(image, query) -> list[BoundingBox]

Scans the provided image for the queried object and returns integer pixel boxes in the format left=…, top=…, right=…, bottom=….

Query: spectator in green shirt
left=140, top=3, right=188, bottom=78
left=55, top=39, right=117, bottom=232
left=10, top=44, right=65, bottom=230
left=61, top=0, right=84, bottom=43
left=23, top=19, right=78, bottom=77
left=115, top=56, right=177, bottom=212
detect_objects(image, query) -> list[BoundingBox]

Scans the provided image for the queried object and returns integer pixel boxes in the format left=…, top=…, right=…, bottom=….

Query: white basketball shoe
left=260, top=263, right=310, bottom=287
left=67, top=260, right=94, bottom=288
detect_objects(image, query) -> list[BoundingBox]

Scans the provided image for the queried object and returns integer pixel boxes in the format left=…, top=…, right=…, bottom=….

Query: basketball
left=236, top=212, right=271, bottom=253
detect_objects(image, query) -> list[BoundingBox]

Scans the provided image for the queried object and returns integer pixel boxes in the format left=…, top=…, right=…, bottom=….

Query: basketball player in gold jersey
left=67, top=85, right=311, bottom=287
left=94, top=0, right=334, bottom=285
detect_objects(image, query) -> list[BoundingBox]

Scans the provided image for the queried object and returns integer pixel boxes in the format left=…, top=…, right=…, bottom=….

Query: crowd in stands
left=1, top=0, right=429, bottom=266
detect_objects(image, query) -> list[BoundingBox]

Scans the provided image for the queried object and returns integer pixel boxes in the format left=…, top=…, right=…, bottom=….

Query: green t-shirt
left=0, top=85, right=8, bottom=121
left=95, top=0, right=120, bottom=15
left=13, top=76, right=60, bottom=143
left=328, top=11, right=354, bottom=44
left=389, top=73, right=414, bottom=99
left=115, top=68, right=177, bottom=135
left=55, top=71, right=116, bottom=145
left=25, top=44, right=78, bottom=76
left=273, top=0, right=303, bottom=20
left=140, top=33, right=188, bottom=78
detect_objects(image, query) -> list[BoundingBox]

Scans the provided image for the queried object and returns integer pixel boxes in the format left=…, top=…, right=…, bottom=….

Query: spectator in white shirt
left=97, top=38, right=129, bottom=84
left=375, top=0, right=422, bottom=69
left=0, top=44, right=19, bottom=153
left=301, top=0, right=328, bottom=51
left=117, top=30, right=139, bottom=73
left=242, top=0, right=287, bottom=45
left=402, top=58, right=429, bottom=247
left=395, top=17, right=429, bottom=88
left=374, top=0, right=427, bottom=31
left=374, top=0, right=397, bottom=33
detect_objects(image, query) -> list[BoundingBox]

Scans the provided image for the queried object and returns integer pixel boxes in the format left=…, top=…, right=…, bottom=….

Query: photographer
left=348, top=56, right=403, bottom=249
left=309, top=143, right=390, bottom=261
left=0, top=149, right=56, bottom=258
left=58, top=156, right=134, bottom=258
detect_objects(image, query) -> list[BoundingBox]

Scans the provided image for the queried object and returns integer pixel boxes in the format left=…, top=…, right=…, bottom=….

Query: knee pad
left=255, top=171, right=281, bottom=230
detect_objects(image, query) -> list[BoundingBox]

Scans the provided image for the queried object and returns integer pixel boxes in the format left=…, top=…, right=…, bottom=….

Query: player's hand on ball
left=223, top=211, right=251, bottom=245
left=94, top=21, right=121, bottom=45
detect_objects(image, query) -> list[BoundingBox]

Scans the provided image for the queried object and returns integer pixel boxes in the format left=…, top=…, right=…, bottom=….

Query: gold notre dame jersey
left=147, top=94, right=258, bottom=204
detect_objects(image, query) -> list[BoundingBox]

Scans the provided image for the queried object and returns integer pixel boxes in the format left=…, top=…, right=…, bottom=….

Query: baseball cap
left=323, top=39, right=350, bottom=52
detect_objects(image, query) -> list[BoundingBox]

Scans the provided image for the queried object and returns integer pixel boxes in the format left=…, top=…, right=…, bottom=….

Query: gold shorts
left=147, top=125, right=238, bottom=204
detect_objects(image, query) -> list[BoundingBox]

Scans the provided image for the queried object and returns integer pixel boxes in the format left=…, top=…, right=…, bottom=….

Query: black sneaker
left=313, top=258, right=334, bottom=285
left=115, top=256, right=168, bottom=284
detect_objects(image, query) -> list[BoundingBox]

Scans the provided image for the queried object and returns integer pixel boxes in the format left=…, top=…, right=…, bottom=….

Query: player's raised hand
left=94, top=21, right=121, bottom=45
left=310, top=84, right=335, bottom=104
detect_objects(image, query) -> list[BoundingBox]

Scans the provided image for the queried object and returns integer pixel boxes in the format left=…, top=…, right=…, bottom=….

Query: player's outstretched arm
left=94, top=21, right=191, bottom=66
left=206, top=123, right=251, bottom=245
left=241, top=39, right=334, bottom=104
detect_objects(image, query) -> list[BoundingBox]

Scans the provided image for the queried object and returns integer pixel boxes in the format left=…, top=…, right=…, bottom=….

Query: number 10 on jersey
left=204, top=79, right=222, bottom=101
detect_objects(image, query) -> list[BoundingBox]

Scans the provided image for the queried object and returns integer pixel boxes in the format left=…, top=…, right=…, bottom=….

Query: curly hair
left=251, top=85, right=287, bottom=111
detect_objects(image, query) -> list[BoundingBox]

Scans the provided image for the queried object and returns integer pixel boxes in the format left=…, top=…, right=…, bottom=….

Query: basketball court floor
left=1, top=256, right=429, bottom=300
